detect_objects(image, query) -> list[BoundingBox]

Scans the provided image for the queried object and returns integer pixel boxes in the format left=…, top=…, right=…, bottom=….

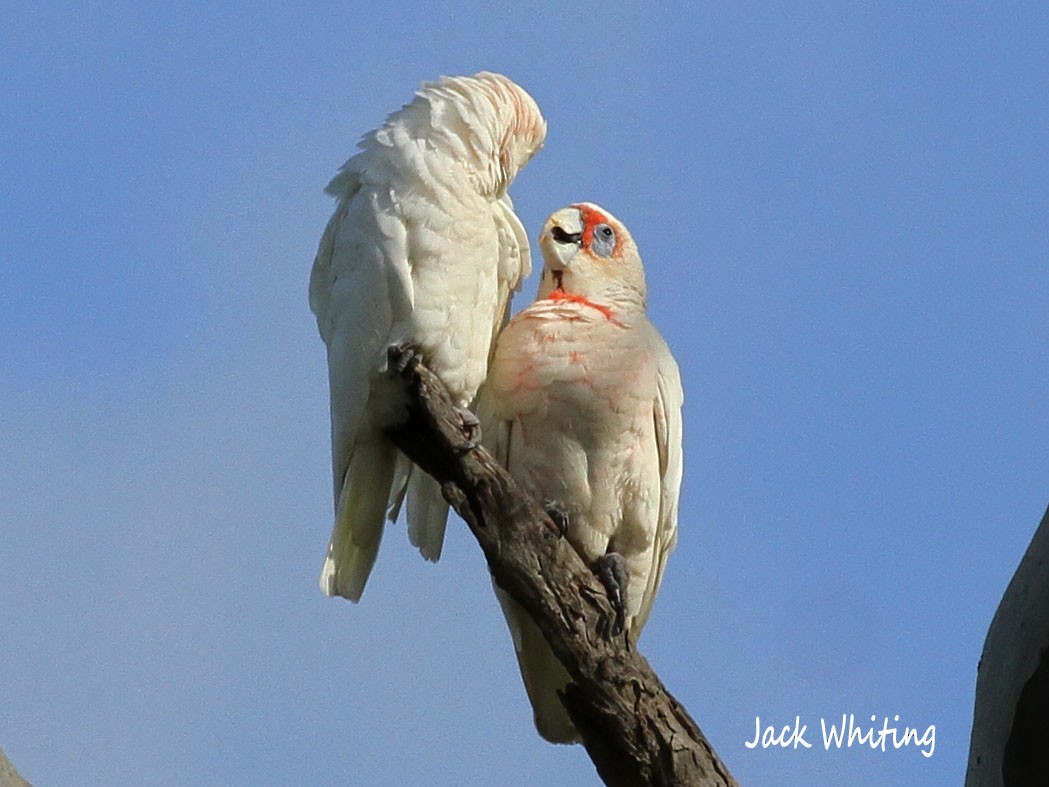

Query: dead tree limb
left=385, top=347, right=737, bottom=787
left=0, top=746, right=33, bottom=787
left=965, top=502, right=1049, bottom=786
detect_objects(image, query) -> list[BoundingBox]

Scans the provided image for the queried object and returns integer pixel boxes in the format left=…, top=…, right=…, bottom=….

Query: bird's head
left=537, top=203, right=647, bottom=310
left=415, top=72, right=546, bottom=197
left=479, top=72, right=546, bottom=192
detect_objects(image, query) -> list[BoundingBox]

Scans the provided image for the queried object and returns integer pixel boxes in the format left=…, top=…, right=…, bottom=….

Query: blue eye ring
left=592, top=223, right=616, bottom=257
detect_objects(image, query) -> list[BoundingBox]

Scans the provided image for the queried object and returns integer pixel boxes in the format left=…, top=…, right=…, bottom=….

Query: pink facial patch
left=570, top=203, right=622, bottom=258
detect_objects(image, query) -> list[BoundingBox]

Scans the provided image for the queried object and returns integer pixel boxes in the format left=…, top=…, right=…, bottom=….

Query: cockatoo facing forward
left=310, top=73, right=546, bottom=601
left=478, top=203, right=684, bottom=743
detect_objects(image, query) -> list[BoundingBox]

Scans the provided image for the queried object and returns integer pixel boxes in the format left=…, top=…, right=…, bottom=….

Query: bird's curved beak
left=550, top=226, right=582, bottom=246
left=540, top=207, right=584, bottom=272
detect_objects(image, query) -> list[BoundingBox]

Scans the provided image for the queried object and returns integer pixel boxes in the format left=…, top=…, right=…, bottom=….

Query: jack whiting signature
left=745, top=714, right=936, bottom=758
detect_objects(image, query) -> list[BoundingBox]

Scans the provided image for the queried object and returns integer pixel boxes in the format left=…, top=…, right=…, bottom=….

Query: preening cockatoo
left=309, top=72, right=546, bottom=601
left=478, top=202, right=684, bottom=743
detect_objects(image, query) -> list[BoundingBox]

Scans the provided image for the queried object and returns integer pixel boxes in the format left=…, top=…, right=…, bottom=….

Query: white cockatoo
left=478, top=202, right=684, bottom=743
left=309, top=73, right=546, bottom=602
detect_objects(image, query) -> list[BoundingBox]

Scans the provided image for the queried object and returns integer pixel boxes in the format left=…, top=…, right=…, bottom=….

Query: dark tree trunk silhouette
left=965, top=502, right=1049, bottom=786
left=385, top=347, right=737, bottom=787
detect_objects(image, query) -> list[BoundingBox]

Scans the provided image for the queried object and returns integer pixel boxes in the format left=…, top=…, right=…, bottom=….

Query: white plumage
left=478, top=203, right=684, bottom=743
left=310, top=73, right=546, bottom=601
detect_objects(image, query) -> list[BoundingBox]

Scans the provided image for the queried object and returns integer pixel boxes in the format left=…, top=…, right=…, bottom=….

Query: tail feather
left=385, top=453, right=412, bottom=522
left=406, top=470, right=449, bottom=562
left=320, top=438, right=398, bottom=601
left=494, top=584, right=580, bottom=744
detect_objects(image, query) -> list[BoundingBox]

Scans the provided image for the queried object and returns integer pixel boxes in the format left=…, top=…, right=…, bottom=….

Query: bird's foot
left=543, top=500, right=570, bottom=538
left=594, top=552, right=629, bottom=639
left=387, top=342, right=421, bottom=375
left=454, top=406, right=481, bottom=453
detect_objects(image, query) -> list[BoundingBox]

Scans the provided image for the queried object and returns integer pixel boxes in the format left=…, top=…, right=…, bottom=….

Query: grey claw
left=543, top=500, right=570, bottom=538
left=594, top=552, right=629, bottom=639
left=454, top=438, right=478, bottom=456
left=387, top=342, right=421, bottom=374
left=455, top=407, right=481, bottom=451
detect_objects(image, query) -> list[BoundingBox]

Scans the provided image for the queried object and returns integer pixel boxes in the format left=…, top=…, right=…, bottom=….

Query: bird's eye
left=591, top=223, right=616, bottom=257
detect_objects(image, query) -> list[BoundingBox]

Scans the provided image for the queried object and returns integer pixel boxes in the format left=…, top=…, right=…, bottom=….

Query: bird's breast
left=491, top=301, right=656, bottom=428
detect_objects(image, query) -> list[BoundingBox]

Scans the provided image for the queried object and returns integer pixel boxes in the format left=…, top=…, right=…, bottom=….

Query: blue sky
left=3, top=2, right=1048, bottom=785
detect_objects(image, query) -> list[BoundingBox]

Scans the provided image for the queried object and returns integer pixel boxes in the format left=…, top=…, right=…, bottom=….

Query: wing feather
left=488, top=194, right=532, bottom=362
left=311, top=187, right=412, bottom=505
left=310, top=181, right=417, bottom=599
left=635, top=336, right=684, bottom=629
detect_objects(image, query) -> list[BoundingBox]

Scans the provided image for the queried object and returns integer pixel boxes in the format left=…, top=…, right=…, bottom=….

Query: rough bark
left=965, top=502, right=1049, bottom=787
left=385, top=347, right=737, bottom=787
left=0, top=747, right=32, bottom=787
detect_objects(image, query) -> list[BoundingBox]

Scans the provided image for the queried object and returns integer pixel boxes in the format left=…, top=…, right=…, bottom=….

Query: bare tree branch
left=385, top=347, right=738, bottom=787
left=0, top=746, right=32, bottom=787
left=965, top=501, right=1049, bottom=787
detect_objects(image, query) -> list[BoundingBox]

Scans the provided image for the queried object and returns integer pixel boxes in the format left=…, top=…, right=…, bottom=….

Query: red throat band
left=547, top=289, right=616, bottom=321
